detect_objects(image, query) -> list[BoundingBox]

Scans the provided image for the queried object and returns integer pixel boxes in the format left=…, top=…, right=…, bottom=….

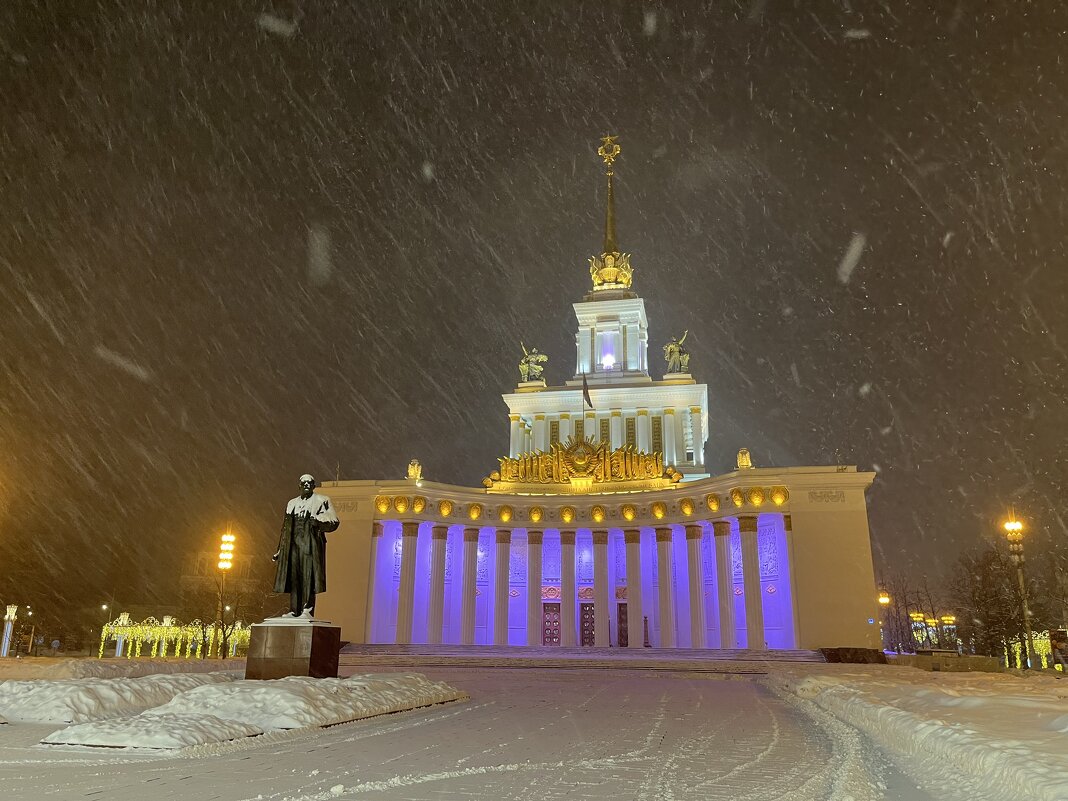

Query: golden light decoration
left=924, top=618, right=937, bottom=626
left=437, top=499, right=454, bottom=517
left=591, top=505, right=606, bottom=523
left=651, top=501, right=667, bottom=520
left=393, top=496, right=410, bottom=513
left=877, top=589, right=890, bottom=606
left=770, top=486, right=790, bottom=506
left=498, top=505, right=514, bottom=523
left=729, top=488, right=745, bottom=508
left=908, top=611, right=925, bottom=622
left=679, top=498, right=695, bottom=516
left=940, top=614, right=957, bottom=625
left=4, top=605, right=16, bottom=622
left=467, top=503, right=483, bottom=521
left=529, top=506, right=543, bottom=523
left=621, top=503, right=637, bottom=522
left=560, top=506, right=576, bottom=524
left=705, top=493, right=720, bottom=512
left=746, top=487, right=766, bottom=507
left=217, top=531, right=236, bottom=571
left=374, top=496, right=391, bottom=514
left=412, top=496, right=427, bottom=513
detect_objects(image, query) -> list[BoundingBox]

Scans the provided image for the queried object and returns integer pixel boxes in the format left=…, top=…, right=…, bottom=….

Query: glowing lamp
left=877, top=590, right=890, bottom=606
left=601, top=353, right=616, bottom=369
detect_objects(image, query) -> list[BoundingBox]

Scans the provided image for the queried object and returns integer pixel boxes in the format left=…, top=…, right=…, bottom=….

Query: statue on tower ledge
left=518, top=342, right=548, bottom=382
left=663, top=330, right=690, bottom=374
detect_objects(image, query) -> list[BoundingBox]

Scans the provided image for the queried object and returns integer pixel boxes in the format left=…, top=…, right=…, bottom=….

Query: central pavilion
left=318, top=139, right=880, bottom=653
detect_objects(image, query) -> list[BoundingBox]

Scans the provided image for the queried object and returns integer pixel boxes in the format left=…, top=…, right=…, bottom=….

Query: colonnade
left=372, top=514, right=794, bottom=650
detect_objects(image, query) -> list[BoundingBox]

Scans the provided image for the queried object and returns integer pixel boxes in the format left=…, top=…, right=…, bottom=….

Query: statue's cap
left=299, top=473, right=315, bottom=484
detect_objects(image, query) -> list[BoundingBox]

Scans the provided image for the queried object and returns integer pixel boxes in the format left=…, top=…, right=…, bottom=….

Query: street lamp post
left=216, top=530, right=236, bottom=658
left=1004, top=515, right=1036, bottom=669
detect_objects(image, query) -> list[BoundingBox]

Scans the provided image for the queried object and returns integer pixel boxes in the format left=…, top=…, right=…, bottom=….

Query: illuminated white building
left=319, top=140, right=881, bottom=653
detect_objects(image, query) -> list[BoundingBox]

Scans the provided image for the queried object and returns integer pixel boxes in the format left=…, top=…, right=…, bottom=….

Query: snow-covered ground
left=0, top=661, right=1062, bottom=800
left=771, top=666, right=1068, bottom=801
left=0, top=657, right=245, bottom=680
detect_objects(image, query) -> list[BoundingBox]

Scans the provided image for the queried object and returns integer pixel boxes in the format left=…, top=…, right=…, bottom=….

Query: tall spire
left=599, top=135, right=620, bottom=253
left=588, top=135, right=633, bottom=292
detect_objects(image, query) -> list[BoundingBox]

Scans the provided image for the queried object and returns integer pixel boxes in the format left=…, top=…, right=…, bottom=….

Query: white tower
left=502, top=137, right=709, bottom=476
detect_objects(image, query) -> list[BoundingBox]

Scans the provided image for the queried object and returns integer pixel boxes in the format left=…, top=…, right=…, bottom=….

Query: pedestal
left=245, top=618, right=341, bottom=680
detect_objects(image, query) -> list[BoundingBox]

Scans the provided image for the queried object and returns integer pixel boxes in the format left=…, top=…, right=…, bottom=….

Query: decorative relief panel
left=444, top=537, right=455, bottom=582
left=393, top=537, right=403, bottom=579
left=758, top=528, right=779, bottom=579
left=809, top=490, right=846, bottom=504
left=578, top=586, right=594, bottom=600
left=333, top=500, right=359, bottom=514
left=730, top=531, right=742, bottom=581
left=615, top=537, right=627, bottom=584
left=542, top=586, right=561, bottom=600
left=625, top=417, right=636, bottom=447
left=509, top=588, right=521, bottom=598
left=543, top=536, right=561, bottom=582
left=701, top=533, right=715, bottom=584
left=476, top=533, right=491, bottom=583
left=577, top=545, right=593, bottom=583
left=509, top=539, right=526, bottom=582
left=615, top=586, right=628, bottom=600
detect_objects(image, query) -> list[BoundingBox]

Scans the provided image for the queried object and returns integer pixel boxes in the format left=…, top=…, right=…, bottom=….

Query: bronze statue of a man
left=272, top=474, right=340, bottom=617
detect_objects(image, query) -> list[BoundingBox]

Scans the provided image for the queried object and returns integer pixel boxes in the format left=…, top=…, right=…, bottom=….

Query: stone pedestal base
left=245, top=619, right=341, bottom=680
left=516, top=379, right=546, bottom=392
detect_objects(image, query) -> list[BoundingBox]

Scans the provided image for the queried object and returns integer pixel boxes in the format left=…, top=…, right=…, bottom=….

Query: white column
left=637, top=410, right=651, bottom=451
left=685, top=524, right=707, bottom=648
left=663, top=408, right=677, bottom=465
left=533, top=415, right=547, bottom=451
left=559, top=413, right=572, bottom=443
left=363, top=523, right=383, bottom=643
left=655, top=528, right=676, bottom=648
left=610, top=411, right=623, bottom=448
left=593, top=530, right=610, bottom=647
left=626, top=324, right=640, bottom=371
left=585, top=412, right=596, bottom=443
left=689, top=406, right=704, bottom=467
left=493, top=529, right=511, bottom=645
left=560, top=531, right=577, bottom=647
left=526, top=530, right=543, bottom=645
left=577, top=326, right=592, bottom=375
left=713, top=521, right=735, bottom=648
left=783, top=514, right=800, bottom=649
left=395, top=522, right=419, bottom=644
left=624, top=529, right=644, bottom=649
left=508, top=415, right=521, bottom=457
left=739, top=516, right=766, bottom=650
left=675, top=408, right=687, bottom=462
left=461, top=527, right=478, bottom=645
left=427, top=525, right=447, bottom=644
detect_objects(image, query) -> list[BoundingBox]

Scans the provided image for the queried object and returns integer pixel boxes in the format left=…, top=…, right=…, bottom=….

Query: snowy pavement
left=0, top=667, right=930, bottom=801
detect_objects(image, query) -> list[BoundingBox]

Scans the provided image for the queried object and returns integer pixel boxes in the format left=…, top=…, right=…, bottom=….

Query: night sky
left=2, top=2, right=1065, bottom=615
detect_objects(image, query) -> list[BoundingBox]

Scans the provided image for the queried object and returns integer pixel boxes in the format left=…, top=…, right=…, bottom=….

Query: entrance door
left=542, top=602, right=561, bottom=646
left=617, top=602, right=629, bottom=647
left=580, top=602, right=595, bottom=646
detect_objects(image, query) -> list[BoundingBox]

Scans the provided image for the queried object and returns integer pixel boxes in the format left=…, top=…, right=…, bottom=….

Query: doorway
left=542, top=602, right=561, bottom=646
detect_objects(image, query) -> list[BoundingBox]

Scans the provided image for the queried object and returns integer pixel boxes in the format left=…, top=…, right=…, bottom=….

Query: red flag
left=582, top=373, right=594, bottom=409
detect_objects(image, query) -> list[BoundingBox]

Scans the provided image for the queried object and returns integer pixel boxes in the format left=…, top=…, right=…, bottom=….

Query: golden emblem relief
left=484, top=436, right=679, bottom=493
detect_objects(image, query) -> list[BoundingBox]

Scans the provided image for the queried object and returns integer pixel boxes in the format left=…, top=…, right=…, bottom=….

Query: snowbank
left=147, top=672, right=467, bottom=729
left=41, top=712, right=261, bottom=749
left=771, top=667, right=1068, bottom=801
left=0, top=658, right=244, bottom=681
left=0, top=672, right=235, bottom=724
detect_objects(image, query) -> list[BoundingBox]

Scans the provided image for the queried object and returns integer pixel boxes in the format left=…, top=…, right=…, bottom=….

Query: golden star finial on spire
left=597, top=135, right=621, bottom=172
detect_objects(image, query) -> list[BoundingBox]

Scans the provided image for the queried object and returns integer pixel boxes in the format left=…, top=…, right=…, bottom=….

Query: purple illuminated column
left=395, top=521, right=419, bottom=644
left=526, top=530, right=543, bottom=645
left=685, top=524, right=707, bottom=648
left=427, top=525, right=448, bottom=644
left=739, top=516, right=766, bottom=650
left=593, top=530, right=610, bottom=646
left=624, top=529, right=644, bottom=649
left=493, top=529, right=511, bottom=645
left=713, top=521, right=735, bottom=648
left=655, top=527, right=676, bottom=648
left=461, top=528, right=478, bottom=645
left=363, top=522, right=384, bottom=643
left=560, top=530, right=577, bottom=647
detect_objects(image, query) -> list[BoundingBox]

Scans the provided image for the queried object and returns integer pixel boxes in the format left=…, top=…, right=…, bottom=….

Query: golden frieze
left=485, top=436, right=680, bottom=495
